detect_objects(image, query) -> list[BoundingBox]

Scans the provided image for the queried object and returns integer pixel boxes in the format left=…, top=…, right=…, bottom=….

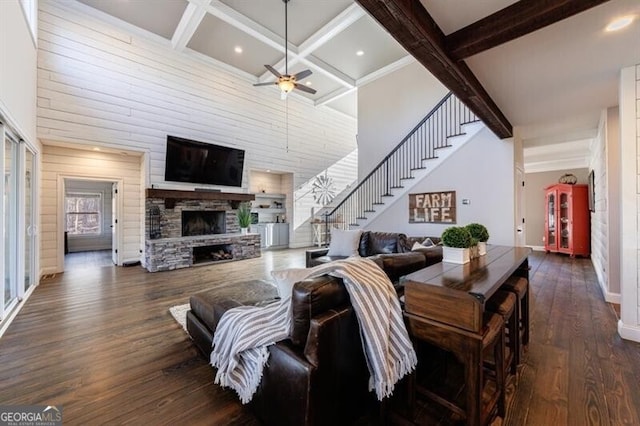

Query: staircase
left=322, top=92, right=482, bottom=233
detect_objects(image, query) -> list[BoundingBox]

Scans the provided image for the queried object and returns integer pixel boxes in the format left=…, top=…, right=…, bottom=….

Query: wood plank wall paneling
left=636, top=64, right=640, bottom=323
left=40, top=145, right=143, bottom=273
left=36, top=0, right=357, bottom=253
left=589, top=113, right=608, bottom=299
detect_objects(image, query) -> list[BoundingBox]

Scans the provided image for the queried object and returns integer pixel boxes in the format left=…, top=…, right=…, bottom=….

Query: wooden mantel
left=146, top=188, right=254, bottom=208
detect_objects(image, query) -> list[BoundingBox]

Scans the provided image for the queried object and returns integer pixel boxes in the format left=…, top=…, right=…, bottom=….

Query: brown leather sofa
left=306, top=231, right=442, bottom=283
left=187, top=276, right=373, bottom=426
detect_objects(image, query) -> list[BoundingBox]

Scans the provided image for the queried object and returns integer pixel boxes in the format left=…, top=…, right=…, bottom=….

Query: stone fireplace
left=182, top=210, right=226, bottom=236
left=144, top=189, right=260, bottom=272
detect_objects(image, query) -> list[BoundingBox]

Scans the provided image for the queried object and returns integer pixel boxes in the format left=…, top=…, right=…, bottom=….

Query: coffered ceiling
left=67, top=0, right=639, bottom=154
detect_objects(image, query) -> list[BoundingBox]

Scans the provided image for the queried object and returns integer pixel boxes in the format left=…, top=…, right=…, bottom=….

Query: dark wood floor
left=0, top=249, right=638, bottom=425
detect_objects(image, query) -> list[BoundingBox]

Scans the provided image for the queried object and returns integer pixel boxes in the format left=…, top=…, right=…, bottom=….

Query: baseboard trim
left=604, top=292, right=621, bottom=304
left=529, top=245, right=545, bottom=252
left=618, top=320, right=640, bottom=343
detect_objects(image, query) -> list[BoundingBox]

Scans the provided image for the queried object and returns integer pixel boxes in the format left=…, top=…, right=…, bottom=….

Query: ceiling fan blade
left=294, top=83, right=317, bottom=95
left=264, top=64, right=282, bottom=78
left=293, top=69, right=312, bottom=80
left=253, top=82, right=277, bottom=87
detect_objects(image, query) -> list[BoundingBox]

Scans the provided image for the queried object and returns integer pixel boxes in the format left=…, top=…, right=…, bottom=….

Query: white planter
left=442, top=246, right=470, bottom=264
left=477, top=241, right=487, bottom=256
left=240, top=227, right=249, bottom=235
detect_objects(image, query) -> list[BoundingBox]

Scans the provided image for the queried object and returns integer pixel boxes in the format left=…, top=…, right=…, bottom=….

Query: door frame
left=57, top=176, right=124, bottom=270
left=515, top=165, right=526, bottom=246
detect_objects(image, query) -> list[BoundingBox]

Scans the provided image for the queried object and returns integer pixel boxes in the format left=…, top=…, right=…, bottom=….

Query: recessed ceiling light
left=305, top=81, right=312, bottom=86
left=234, top=46, right=243, bottom=54
left=92, top=147, right=101, bottom=151
left=606, top=15, right=634, bottom=32
left=356, top=50, right=364, bottom=56
left=266, top=169, right=271, bottom=173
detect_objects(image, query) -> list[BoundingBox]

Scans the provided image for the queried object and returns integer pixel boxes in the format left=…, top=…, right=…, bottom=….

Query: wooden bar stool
left=500, top=275, right=530, bottom=352
left=486, top=290, right=519, bottom=375
left=405, top=311, right=506, bottom=426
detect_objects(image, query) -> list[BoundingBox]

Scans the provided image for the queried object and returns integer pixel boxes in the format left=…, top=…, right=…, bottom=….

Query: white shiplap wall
left=36, top=0, right=356, bottom=208
left=40, top=145, right=143, bottom=273
left=589, top=112, right=610, bottom=300
left=618, top=64, right=640, bottom=342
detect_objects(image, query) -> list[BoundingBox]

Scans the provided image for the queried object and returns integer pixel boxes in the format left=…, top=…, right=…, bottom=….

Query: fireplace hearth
left=192, top=244, right=233, bottom=264
left=182, top=211, right=226, bottom=236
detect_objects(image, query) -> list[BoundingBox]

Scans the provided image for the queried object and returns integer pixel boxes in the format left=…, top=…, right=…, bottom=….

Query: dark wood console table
left=401, top=245, right=531, bottom=425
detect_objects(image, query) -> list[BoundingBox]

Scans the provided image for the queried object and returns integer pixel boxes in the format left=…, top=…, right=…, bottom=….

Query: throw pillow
left=271, top=268, right=312, bottom=300
left=326, top=229, right=363, bottom=257
left=421, top=238, right=435, bottom=247
left=411, top=241, right=427, bottom=251
left=412, top=240, right=440, bottom=251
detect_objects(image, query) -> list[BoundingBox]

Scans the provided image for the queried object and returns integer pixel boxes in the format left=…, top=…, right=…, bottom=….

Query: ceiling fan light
left=278, top=79, right=295, bottom=94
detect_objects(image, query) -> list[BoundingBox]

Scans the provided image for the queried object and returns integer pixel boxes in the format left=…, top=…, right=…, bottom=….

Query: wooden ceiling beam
left=447, top=0, right=612, bottom=60
left=356, top=0, right=513, bottom=138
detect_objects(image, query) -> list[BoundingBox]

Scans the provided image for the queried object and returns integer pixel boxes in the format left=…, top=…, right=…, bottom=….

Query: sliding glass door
left=3, top=133, right=18, bottom=313
left=24, top=148, right=35, bottom=292
left=1, top=125, right=37, bottom=321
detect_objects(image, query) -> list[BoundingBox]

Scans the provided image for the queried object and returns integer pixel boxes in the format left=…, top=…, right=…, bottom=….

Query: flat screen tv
left=164, top=135, right=245, bottom=187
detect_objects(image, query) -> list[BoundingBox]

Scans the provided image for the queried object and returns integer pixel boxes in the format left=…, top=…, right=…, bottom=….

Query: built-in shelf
left=146, top=188, right=255, bottom=208
left=251, top=208, right=286, bottom=214
left=254, top=193, right=286, bottom=199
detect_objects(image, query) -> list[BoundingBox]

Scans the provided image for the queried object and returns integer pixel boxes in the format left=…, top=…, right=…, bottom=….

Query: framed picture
left=588, top=170, right=595, bottom=212
left=408, top=191, right=456, bottom=223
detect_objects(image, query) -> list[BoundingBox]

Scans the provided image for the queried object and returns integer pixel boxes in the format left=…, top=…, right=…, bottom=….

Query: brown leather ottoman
left=186, top=279, right=279, bottom=357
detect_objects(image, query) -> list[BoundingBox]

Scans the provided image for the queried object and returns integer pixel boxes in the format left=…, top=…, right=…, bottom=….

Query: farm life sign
left=409, top=191, right=456, bottom=223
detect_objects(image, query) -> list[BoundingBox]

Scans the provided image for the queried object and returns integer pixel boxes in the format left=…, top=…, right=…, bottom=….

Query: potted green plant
left=236, top=202, right=252, bottom=234
left=441, top=226, right=473, bottom=264
left=465, top=223, right=489, bottom=256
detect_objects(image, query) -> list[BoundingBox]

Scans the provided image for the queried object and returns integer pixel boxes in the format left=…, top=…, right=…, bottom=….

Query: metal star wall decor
left=312, top=174, right=336, bottom=205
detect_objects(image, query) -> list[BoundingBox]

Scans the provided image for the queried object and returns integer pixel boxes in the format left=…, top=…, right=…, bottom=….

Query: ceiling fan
left=253, top=0, right=317, bottom=99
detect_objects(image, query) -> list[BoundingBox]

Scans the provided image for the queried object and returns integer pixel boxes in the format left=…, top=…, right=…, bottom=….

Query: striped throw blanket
left=211, top=257, right=417, bottom=403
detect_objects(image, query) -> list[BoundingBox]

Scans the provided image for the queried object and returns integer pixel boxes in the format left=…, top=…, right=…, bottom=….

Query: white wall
left=367, top=127, right=515, bottom=246
left=606, top=107, right=620, bottom=296
left=524, top=168, right=589, bottom=248
left=36, top=0, right=357, bottom=247
left=41, top=145, right=143, bottom=273
left=357, top=61, right=448, bottom=180
left=0, top=0, right=38, bottom=145
left=588, top=107, right=621, bottom=303
left=65, top=179, right=113, bottom=252
left=618, top=64, right=640, bottom=342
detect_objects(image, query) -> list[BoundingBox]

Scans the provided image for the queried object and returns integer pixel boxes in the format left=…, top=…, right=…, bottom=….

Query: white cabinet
left=251, top=223, right=288, bottom=249
left=272, top=223, right=289, bottom=248
left=250, top=224, right=268, bottom=249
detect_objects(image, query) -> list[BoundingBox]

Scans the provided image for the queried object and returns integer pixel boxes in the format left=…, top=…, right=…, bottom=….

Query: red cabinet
left=544, top=184, right=590, bottom=257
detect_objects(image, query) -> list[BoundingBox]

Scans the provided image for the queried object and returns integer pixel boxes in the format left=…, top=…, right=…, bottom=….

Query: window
left=65, top=193, right=102, bottom=235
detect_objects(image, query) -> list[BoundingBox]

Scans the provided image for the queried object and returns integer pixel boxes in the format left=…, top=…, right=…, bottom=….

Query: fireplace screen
left=182, top=211, right=226, bottom=236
